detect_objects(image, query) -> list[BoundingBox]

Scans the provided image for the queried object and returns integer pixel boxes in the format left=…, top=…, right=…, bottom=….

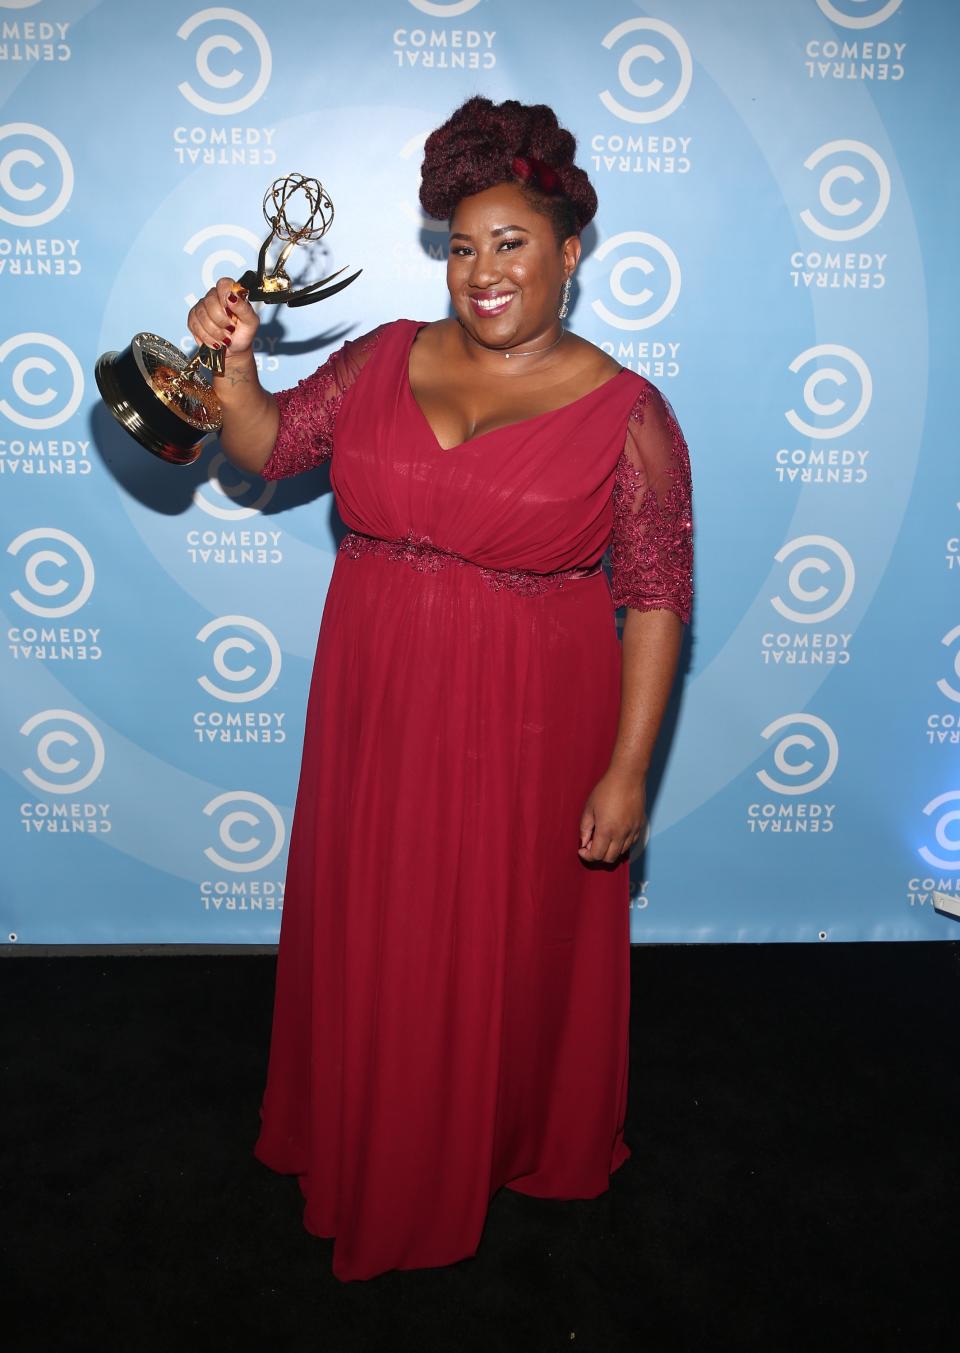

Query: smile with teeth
left=469, top=291, right=516, bottom=317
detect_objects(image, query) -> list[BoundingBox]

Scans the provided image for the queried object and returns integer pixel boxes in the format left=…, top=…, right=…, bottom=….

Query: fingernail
left=226, top=324, right=236, bottom=333
left=227, top=292, right=238, bottom=302
left=223, top=336, right=232, bottom=346
left=225, top=308, right=236, bottom=319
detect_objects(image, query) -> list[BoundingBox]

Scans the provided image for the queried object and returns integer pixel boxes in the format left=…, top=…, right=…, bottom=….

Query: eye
left=498, top=238, right=524, bottom=252
left=451, top=245, right=474, bottom=257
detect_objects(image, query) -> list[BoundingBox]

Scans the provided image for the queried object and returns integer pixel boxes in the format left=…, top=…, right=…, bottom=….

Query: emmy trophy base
left=95, top=335, right=219, bottom=466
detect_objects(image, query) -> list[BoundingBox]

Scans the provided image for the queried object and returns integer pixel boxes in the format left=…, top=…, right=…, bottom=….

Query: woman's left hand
left=578, top=766, right=647, bottom=864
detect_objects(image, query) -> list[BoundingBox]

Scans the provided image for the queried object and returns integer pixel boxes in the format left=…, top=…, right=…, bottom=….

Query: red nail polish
left=223, top=336, right=232, bottom=346
left=225, top=308, right=236, bottom=319
left=226, top=324, right=236, bottom=333
left=227, top=292, right=238, bottom=302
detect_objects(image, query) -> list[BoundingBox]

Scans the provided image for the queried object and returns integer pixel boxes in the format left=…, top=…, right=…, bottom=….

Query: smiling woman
left=187, top=95, right=695, bottom=1284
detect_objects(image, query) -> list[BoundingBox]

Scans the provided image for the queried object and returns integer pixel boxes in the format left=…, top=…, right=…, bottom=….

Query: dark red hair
left=419, top=97, right=597, bottom=244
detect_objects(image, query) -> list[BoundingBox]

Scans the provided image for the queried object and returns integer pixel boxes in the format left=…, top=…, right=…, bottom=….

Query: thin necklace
left=503, top=331, right=565, bottom=360
left=459, top=318, right=565, bottom=361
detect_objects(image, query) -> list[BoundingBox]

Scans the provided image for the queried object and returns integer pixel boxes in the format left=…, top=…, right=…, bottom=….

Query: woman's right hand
left=187, top=276, right=259, bottom=358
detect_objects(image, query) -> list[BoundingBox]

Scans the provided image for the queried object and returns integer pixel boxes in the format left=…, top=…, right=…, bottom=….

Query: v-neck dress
left=252, top=318, right=693, bottom=1282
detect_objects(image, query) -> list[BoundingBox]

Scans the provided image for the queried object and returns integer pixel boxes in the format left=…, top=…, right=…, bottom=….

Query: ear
left=562, top=233, right=582, bottom=278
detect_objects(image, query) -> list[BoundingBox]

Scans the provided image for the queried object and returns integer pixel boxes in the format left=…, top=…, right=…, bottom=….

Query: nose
left=467, top=247, right=501, bottom=290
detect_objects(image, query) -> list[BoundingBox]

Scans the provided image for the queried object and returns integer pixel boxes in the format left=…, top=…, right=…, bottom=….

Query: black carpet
left=3, top=942, right=958, bottom=1353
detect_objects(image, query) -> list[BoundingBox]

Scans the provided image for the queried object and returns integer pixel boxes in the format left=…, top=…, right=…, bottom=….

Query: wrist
left=607, top=752, right=649, bottom=781
left=215, top=344, right=256, bottom=374
left=213, top=346, right=259, bottom=396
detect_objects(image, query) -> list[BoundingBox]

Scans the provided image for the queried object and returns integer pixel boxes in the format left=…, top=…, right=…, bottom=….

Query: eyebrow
left=449, top=224, right=531, bottom=241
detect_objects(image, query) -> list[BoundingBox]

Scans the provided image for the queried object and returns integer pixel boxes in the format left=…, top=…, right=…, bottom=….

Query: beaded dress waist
left=339, top=530, right=603, bottom=597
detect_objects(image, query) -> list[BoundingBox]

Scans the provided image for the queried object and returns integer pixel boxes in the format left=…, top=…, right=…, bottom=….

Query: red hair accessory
left=511, top=154, right=562, bottom=195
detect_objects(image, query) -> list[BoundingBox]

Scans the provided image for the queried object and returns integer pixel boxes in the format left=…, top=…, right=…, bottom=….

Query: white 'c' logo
left=193, top=451, right=275, bottom=519
left=8, top=528, right=94, bottom=618
left=20, top=710, right=105, bottom=795
left=785, top=345, right=872, bottom=440
left=183, top=225, right=260, bottom=307
left=0, top=333, right=84, bottom=430
left=937, top=626, right=960, bottom=705
left=800, top=139, right=891, bottom=241
left=203, top=791, right=285, bottom=872
left=0, top=123, right=73, bottom=227
left=196, top=616, right=282, bottom=702
left=599, top=18, right=692, bottom=125
left=757, top=714, right=839, bottom=796
left=591, top=231, right=681, bottom=332
left=771, top=536, right=855, bottom=624
left=815, top=0, right=904, bottom=29
left=407, top=0, right=482, bottom=15
left=918, top=791, right=960, bottom=871
left=177, top=8, right=272, bottom=116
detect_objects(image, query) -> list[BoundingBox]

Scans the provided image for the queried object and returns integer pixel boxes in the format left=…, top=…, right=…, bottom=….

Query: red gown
left=252, top=318, right=693, bottom=1282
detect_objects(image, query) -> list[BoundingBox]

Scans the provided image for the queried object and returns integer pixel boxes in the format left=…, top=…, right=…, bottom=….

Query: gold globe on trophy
left=95, top=174, right=361, bottom=465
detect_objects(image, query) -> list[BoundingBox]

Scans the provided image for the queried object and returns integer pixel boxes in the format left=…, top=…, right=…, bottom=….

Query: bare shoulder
left=410, top=317, right=457, bottom=354
left=562, top=332, right=622, bottom=382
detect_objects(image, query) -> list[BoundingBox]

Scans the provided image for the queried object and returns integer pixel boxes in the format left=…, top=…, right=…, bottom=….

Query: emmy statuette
left=95, top=174, right=361, bottom=465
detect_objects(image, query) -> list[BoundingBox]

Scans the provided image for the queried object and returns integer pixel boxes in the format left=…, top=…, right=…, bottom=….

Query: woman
left=187, top=97, right=693, bottom=1282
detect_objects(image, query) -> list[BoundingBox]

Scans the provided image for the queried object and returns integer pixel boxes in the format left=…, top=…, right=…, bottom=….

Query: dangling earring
left=558, top=275, right=572, bottom=321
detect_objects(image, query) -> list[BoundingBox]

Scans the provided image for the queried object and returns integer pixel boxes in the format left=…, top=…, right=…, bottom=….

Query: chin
left=457, top=311, right=522, bottom=348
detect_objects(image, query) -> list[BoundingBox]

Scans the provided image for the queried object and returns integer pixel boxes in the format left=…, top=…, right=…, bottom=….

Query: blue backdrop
left=2, top=0, right=958, bottom=944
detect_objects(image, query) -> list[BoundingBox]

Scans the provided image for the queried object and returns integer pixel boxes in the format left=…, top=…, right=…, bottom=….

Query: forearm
left=211, top=347, right=280, bottom=475
left=608, top=607, right=684, bottom=778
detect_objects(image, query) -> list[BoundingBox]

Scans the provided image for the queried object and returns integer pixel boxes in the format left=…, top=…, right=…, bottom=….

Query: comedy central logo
left=815, top=0, right=904, bottom=27
left=591, top=231, right=680, bottom=331
left=599, top=17, right=692, bottom=125
left=0, top=122, right=73, bottom=227
left=917, top=791, right=960, bottom=872
left=176, top=8, right=271, bottom=115
left=196, top=615, right=281, bottom=702
left=203, top=790, right=285, bottom=872
left=785, top=344, right=872, bottom=440
left=193, top=451, right=275, bottom=520
left=182, top=224, right=259, bottom=307
left=770, top=536, right=855, bottom=625
left=925, top=628, right=960, bottom=749
left=936, top=626, right=960, bottom=705
left=20, top=709, right=104, bottom=794
left=0, top=333, right=84, bottom=430
left=8, top=527, right=94, bottom=618
left=757, top=714, right=839, bottom=796
left=800, top=139, right=891, bottom=241
left=407, top=0, right=482, bottom=13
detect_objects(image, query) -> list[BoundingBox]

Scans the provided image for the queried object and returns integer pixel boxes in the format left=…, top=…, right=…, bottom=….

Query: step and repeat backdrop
left=1, top=0, right=957, bottom=944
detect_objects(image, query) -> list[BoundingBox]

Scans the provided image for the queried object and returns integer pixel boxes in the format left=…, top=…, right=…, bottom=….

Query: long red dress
left=252, top=318, right=693, bottom=1282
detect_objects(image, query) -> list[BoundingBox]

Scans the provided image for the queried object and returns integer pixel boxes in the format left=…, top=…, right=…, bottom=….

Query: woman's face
left=446, top=182, right=580, bottom=352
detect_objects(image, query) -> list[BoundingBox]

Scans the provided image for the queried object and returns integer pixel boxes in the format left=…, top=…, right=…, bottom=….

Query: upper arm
left=609, top=382, right=694, bottom=624
left=259, top=324, right=386, bottom=480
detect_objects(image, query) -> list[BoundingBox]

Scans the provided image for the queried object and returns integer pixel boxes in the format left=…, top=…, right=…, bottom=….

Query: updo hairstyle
left=419, top=97, right=597, bottom=246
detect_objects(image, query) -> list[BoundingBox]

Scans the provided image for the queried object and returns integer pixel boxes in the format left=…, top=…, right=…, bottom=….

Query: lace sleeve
left=610, top=381, right=694, bottom=623
left=259, top=325, right=385, bottom=480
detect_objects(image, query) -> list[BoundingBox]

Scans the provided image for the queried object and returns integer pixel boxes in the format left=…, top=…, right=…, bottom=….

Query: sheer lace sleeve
left=610, top=381, right=694, bottom=623
left=259, top=325, right=385, bottom=480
